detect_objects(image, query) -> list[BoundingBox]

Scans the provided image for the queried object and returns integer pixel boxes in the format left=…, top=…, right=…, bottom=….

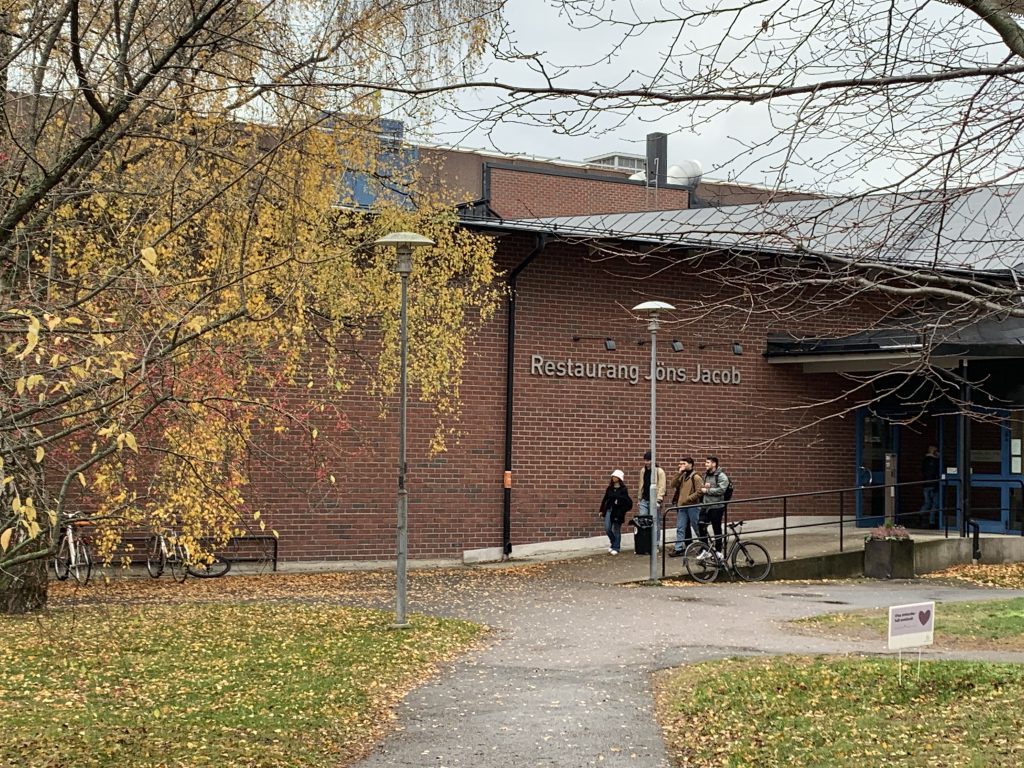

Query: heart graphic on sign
left=919, top=610, right=931, bottom=625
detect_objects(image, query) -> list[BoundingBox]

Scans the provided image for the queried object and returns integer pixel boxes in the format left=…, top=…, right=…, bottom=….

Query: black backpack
left=723, top=476, right=735, bottom=502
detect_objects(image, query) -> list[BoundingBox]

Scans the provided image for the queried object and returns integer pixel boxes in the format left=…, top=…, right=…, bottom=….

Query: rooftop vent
left=667, top=160, right=703, bottom=187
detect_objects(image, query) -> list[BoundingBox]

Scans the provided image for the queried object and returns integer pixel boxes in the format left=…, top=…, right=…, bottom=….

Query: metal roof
left=767, top=314, right=1024, bottom=362
left=494, top=184, right=1024, bottom=274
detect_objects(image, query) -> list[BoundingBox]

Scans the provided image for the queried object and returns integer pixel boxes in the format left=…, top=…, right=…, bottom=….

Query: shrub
left=865, top=523, right=912, bottom=542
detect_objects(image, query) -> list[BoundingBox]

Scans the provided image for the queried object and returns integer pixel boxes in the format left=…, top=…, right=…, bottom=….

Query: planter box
left=863, top=539, right=915, bottom=579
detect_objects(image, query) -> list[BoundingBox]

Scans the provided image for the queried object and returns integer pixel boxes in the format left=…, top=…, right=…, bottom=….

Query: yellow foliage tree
left=0, top=0, right=501, bottom=613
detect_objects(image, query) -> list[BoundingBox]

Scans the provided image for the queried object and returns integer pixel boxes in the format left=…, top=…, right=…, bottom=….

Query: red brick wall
left=489, top=167, right=689, bottom=219
left=246, top=232, right=892, bottom=562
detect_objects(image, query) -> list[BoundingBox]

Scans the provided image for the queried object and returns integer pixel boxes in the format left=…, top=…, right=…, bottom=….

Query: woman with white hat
left=599, top=469, right=633, bottom=555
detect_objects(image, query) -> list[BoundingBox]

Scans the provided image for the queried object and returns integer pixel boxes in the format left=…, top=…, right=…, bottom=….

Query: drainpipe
left=958, top=359, right=972, bottom=539
left=502, top=233, right=548, bottom=560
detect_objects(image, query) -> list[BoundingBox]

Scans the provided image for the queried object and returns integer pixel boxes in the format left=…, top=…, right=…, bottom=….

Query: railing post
left=839, top=491, right=844, bottom=553
left=782, top=497, right=788, bottom=560
left=661, top=507, right=667, bottom=578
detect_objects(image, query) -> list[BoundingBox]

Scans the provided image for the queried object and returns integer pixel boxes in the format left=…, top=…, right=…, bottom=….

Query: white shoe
left=696, top=550, right=710, bottom=561
left=610, top=550, right=619, bottom=555
left=608, top=547, right=614, bottom=553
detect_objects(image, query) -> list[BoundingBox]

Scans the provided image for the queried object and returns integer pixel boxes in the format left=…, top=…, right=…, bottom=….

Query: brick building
left=248, top=179, right=1024, bottom=565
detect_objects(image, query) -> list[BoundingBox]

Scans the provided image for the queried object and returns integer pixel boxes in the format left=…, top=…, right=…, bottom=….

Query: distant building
left=339, top=124, right=818, bottom=218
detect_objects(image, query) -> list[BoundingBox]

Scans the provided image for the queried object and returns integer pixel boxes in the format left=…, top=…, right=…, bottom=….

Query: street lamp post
left=632, top=300, right=675, bottom=584
left=375, top=231, right=434, bottom=628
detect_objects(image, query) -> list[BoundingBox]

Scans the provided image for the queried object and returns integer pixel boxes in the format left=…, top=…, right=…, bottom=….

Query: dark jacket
left=922, top=454, right=941, bottom=488
left=600, top=483, right=633, bottom=525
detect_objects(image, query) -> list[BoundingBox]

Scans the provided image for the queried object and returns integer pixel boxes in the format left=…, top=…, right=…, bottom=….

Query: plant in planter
left=863, top=523, right=915, bottom=579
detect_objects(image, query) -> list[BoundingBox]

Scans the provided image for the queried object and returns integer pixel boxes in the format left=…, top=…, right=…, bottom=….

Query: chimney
left=646, top=132, right=668, bottom=186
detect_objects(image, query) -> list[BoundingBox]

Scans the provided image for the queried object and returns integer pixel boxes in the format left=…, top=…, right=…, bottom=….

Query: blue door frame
left=944, top=407, right=1016, bottom=534
left=856, top=408, right=1022, bottom=533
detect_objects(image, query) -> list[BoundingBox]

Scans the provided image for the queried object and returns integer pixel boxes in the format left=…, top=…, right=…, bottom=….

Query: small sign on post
left=888, top=601, right=935, bottom=684
left=888, top=601, right=935, bottom=649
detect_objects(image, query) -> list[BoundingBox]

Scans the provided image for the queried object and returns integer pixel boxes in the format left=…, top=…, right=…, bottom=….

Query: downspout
left=958, top=359, right=972, bottom=539
left=503, top=233, right=548, bottom=560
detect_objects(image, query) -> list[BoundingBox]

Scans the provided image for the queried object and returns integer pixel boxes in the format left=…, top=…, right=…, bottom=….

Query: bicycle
left=52, top=513, right=92, bottom=585
left=683, top=520, right=772, bottom=583
left=146, top=530, right=189, bottom=582
left=146, top=531, right=232, bottom=581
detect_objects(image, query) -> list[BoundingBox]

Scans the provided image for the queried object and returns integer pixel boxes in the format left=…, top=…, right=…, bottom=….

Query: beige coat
left=638, top=465, right=667, bottom=504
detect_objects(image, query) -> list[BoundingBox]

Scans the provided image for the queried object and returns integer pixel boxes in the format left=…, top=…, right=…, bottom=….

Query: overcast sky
left=416, top=0, right=1010, bottom=195
left=427, top=0, right=780, bottom=188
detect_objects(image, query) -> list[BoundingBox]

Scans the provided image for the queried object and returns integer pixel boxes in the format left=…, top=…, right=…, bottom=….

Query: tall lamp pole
left=375, top=231, right=434, bottom=628
left=633, top=301, right=675, bottom=584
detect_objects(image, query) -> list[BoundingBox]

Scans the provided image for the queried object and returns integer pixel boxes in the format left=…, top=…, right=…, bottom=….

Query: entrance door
left=942, top=409, right=1020, bottom=534
left=856, top=414, right=900, bottom=527
left=968, top=416, right=1006, bottom=533
left=1012, top=412, right=1024, bottom=534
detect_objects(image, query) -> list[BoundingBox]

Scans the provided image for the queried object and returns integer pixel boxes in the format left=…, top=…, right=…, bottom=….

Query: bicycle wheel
left=684, top=541, right=719, bottom=583
left=187, top=553, right=231, bottom=578
left=168, top=542, right=187, bottom=583
left=145, top=536, right=165, bottom=578
left=53, top=532, right=71, bottom=581
left=70, top=537, right=92, bottom=585
left=732, top=542, right=772, bottom=582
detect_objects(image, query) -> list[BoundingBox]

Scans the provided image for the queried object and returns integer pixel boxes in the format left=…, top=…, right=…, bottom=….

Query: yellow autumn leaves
left=656, top=656, right=1024, bottom=767
left=0, top=600, right=485, bottom=767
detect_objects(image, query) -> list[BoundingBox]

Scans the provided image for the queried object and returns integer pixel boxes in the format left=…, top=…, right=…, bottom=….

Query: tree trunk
left=0, top=554, right=49, bottom=614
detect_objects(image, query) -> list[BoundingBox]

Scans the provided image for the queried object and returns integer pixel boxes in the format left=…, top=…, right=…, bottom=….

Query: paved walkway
left=353, top=555, right=1024, bottom=768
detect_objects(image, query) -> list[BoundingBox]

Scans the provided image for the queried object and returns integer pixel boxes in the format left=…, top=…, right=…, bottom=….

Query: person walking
left=700, top=456, right=730, bottom=558
left=920, top=444, right=941, bottom=527
left=599, top=469, right=632, bottom=555
left=668, top=456, right=704, bottom=557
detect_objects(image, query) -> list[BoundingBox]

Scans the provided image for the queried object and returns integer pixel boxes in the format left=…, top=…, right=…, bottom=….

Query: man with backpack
left=668, top=456, right=703, bottom=557
left=699, top=456, right=731, bottom=558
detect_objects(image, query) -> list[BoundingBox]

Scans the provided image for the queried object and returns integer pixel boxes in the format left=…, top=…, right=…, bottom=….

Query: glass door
left=969, top=417, right=1006, bottom=531
left=1011, top=412, right=1024, bottom=534
left=943, top=409, right=1016, bottom=533
left=856, top=413, right=899, bottom=527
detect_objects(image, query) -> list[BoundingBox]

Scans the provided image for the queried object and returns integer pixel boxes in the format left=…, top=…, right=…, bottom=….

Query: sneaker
left=610, top=550, right=619, bottom=556
left=668, top=549, right=683, bottom=558
left=695, top=550, right=710, bottom=561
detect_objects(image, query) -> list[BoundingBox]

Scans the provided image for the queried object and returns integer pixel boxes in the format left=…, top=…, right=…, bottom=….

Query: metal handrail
left=657, top=477, right=947, bottom=578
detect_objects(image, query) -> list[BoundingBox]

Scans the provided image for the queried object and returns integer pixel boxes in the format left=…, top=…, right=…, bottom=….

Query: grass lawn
left=795, top=597, right=1024, bottom=649
left=655, top=656, right=1024, bottom=767
left=0, top=602, right=484, bottom=768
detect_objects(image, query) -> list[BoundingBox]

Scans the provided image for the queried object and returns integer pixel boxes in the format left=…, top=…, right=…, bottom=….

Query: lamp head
left=375, top=231, right=435, bottom=277
left=632, top=300, right=676, bottom=315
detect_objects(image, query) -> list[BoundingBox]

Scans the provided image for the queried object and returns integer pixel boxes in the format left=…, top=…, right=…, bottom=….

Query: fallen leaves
left=654, top=656, right=1024, bottom=767
left=0, top=600, right=486, bottom=767
left=923, top=562, right=1024, bottom=590
left=47, top=563, right=551, bottom=610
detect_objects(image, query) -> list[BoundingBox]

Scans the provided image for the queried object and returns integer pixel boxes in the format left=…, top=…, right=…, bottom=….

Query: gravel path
left=353, top=557, right=1024, bottom=768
